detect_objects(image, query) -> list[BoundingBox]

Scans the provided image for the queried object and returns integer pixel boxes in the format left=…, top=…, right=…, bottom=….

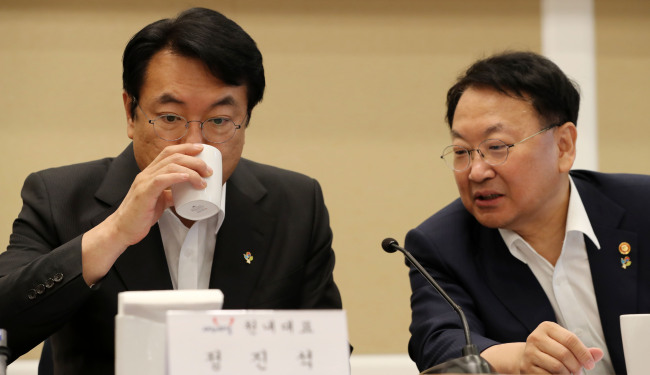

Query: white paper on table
left=166, top=309, right=350, bottom=375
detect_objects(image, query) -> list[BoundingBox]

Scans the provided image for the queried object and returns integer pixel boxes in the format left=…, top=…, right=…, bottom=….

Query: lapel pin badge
left=243, top=251, right=254, bottom=264
left=619, top=242, right=631, bottom=255
left=619, top=242, right=631, bottom=269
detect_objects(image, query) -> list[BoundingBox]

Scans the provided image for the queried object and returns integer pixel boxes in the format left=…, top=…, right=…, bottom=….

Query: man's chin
left=472, top=211, right=510, bottom=229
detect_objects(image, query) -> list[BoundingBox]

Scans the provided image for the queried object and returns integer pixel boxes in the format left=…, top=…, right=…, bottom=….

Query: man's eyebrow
left=450, top=129, right=464, bottom=140
left=155, top=93, right=183, bottom=105
left=153, top=94, right=238, bottom=109
left=450, top=124, right=504, bottom=140
left=210, top=95, right=236, bottom=109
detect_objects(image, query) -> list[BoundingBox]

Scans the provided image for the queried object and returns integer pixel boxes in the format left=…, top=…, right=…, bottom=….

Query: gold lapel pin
left=619, top=242, right=631, bottom=255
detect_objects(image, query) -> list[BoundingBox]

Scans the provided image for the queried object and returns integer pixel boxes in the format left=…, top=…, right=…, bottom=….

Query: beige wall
left=0, top=0, right=648, bottom=361
left=596, top=0, right=650, bottom=173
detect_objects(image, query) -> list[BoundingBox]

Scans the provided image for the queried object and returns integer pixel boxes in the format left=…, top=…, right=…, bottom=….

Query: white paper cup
left=171, top=144, right=222, bottom=221
left=620, top=314, right=650, bottom=375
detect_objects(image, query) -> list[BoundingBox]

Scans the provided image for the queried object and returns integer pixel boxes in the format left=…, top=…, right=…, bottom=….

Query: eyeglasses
left=136, top=104, right=245, bottom=144
left=440, top=124, right=560, bottom=172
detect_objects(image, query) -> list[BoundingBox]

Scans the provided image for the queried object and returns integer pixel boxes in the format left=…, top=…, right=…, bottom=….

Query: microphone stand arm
left=382, top=238, right=496, bottom=373
left=400, top=248, right=475, bottom=352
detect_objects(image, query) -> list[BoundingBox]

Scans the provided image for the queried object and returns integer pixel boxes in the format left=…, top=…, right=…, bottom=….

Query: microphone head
left=381, top=238, right=399, bottom=253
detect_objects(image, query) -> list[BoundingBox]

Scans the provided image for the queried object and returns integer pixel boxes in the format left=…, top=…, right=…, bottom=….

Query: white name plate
left=166, top=309, right=350, bottom=375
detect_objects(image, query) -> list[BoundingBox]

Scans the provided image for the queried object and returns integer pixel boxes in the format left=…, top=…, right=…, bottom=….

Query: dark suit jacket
left=0, top=143, right=342, bottom=374
left=406, top=170, right=650, bottom=374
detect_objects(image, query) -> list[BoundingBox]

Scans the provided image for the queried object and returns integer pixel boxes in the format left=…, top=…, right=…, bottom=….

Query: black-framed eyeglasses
left=440, top=124, right=560, bottom=172
left=136, top=104, right=245, bottom=144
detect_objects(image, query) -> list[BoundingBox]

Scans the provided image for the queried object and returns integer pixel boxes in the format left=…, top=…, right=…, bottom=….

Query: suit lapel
left=91, top=143, right=173, bottom=290
left=209, top=160, right=277, bottom=308
left=93, top=143, right=140, bottom=210
left=476, top=225, right=556, bottom=332
left=575, top=177, right=637, bottom=374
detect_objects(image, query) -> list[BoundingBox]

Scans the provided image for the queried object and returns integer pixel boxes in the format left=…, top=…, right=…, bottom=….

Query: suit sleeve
left=0, top=172, right=93, bottom=361
left=405, top=226, right=498, bottom=372
left=298, top=179, right=342, bottom=309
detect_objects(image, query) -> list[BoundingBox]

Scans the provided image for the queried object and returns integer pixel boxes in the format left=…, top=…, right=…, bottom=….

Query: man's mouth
left=475, top=193, right=502, bottom=201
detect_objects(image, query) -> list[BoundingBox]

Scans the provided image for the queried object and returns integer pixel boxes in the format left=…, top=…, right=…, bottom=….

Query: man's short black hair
left=122, top=7, right=265, bottom=122
left=446, top=51, right=580, bottom=129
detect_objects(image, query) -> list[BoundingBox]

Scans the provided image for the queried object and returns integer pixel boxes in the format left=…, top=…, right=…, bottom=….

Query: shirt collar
left=499, top=175, right=601, bottom=262
left=566, top=175, right=600, bottom=249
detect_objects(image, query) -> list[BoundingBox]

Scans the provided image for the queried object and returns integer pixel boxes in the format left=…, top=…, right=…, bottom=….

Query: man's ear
left=557, top=122, right=577, bottom=173
left=123, top=91, right=135, bottom=140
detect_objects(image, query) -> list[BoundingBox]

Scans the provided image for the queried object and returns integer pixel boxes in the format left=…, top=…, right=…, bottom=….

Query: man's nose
left=467, top=151, right=496, bottom=182
left=183, top=121, right=204, bottom=143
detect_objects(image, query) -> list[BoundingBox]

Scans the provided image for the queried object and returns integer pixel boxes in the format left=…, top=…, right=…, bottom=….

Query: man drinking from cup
left=0, top=8, right=343, bottom=374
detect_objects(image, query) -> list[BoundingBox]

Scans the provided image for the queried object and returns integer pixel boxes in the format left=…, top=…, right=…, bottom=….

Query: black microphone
left=381, top=238, right=496, bottom=374
left=0, top=329, right=9, bottom=375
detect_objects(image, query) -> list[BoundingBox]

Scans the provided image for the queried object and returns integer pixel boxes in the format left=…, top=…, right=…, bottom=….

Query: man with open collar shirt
left=407, top=51, right=650, bottom=375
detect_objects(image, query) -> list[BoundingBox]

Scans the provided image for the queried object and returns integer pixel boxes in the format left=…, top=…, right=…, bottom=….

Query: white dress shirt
left=499, top=177, right=614, bottom=375
left=158, top=184, right=227, bottom=290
